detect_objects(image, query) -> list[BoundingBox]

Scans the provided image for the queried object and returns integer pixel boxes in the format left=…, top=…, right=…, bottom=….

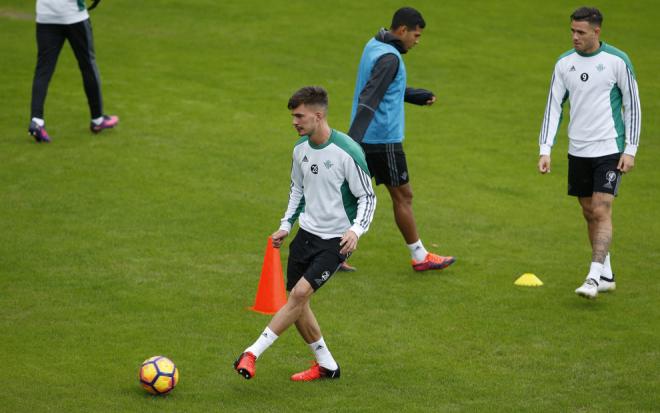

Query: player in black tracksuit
left=28, top=0, right=118, bottom=143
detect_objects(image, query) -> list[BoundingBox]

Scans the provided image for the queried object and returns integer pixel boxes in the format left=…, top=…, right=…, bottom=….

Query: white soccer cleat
left=598, top=274, right=616, bottom=292
left=575, top=278, right=599, bottom=299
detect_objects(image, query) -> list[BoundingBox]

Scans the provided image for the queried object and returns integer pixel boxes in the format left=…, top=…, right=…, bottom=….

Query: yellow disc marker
left=515, top=273, right=544, bottom=287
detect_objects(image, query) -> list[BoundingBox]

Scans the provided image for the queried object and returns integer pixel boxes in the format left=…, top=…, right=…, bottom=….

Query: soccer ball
left=139, top=356, right=179, bottom=395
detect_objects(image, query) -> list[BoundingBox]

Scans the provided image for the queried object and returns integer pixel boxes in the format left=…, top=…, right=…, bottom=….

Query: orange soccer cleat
left=412, top=252, right=456, bottom=272
left=233, top=352, right=257, bottom=380
left=290, top=362, right=341, bottom=382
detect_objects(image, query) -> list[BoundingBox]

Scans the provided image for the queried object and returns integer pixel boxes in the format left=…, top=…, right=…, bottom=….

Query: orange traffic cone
left=249, top=236, right=287, bottom=315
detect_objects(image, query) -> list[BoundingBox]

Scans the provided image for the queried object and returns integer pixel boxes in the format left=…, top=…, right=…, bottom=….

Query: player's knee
left=591, top=204, right=611, bottom=221
left=592, top=195, right=612, bottom=210
left=393, top=189, right=413, bottom=206
left=581, top=208, right=595, bottom=222
left=289, top=284, right=313, bottom=304
left=403, top=189, right=413, bottom=203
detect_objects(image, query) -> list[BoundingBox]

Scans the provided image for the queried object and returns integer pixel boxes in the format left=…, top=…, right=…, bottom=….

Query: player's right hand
left=339, top=230, right=358, bottom=255
left=617, top=154, right=635, bottom=173
left=271, top=230, right=289, bottom=248
left=538, top=155, right=551, bottom=174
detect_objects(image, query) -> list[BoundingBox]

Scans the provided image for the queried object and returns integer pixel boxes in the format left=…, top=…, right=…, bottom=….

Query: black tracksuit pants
left=30, top=19, right=103, bottom=120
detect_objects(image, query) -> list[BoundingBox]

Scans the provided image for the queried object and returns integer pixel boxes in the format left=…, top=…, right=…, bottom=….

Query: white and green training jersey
left=279, top=129, right=376, bottom=240
left=539, top=42, right=641, bottom=158
left=36, top=0, right=89, bottom=24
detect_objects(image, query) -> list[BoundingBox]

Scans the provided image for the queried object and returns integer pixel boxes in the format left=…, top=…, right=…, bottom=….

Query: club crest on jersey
left=603, top=171, right=617, bottom=189
left=596, top=63, right=605, bottom=72
left=580, top=73, right=589, bottom=82
left=323, top=160, right=333, bottom=169
left=311, top=164, right=319, bottom=174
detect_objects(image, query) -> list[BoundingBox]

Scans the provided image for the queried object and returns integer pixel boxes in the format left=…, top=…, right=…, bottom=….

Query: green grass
left=1, top=0, right=659, bottom=411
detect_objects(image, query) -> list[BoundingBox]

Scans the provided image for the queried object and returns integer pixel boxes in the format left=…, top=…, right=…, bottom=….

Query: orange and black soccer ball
left=139, top=356, right=179, bottom=395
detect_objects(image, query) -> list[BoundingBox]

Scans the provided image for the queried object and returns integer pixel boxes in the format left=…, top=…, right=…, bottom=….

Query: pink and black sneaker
left=90, top=115, right=119, bottom=134
left=412, top=253, right=456, bottom=272
left=28, top=121, right=50, bottom=143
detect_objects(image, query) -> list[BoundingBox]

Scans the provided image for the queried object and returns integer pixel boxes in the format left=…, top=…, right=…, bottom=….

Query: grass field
left=1, top=0, right=659, bottom=411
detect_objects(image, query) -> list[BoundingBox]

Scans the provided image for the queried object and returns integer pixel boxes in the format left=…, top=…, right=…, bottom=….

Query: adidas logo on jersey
left=302, top=155, right=308, bottom=162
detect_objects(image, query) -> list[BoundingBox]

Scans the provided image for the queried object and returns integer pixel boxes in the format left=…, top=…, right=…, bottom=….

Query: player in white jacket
left=538, top=7, right=641, bottom=299
left=234, top=86, right=376, bottom=381
left=29, top=0, right=118, bottom=143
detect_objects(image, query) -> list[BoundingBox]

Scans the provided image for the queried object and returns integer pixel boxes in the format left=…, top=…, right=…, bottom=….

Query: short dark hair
left=571, top=6, right=603, bottom=27
left=391, top=7, right=426, bottom=30
left=287, top=86, right=328, bottom=110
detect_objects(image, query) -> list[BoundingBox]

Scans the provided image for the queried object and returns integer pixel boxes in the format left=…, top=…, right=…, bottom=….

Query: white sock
left=245, top=327, right=278, bottom=358
left=587, top=262, right=604, bottom=283
left=407, top=239, right=428, bottom=262
left=309, top=337, right=338, bottom=370
left=32, top=117, right=45, bottom=127
left=92, top=116, right=104, bottom=125
left=602, top=253, right=613, bottom=279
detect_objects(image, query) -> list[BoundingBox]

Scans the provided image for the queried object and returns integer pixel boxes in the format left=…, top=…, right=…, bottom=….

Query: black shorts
left=360, top=143, right=409, bottom=187
left=287, top=229, right=349, bottom=292
left=567, top=153, right=622, bottom=197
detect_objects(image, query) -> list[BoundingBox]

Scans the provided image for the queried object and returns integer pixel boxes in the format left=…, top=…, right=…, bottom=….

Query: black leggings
left=30, top=19, right=103, bottom=119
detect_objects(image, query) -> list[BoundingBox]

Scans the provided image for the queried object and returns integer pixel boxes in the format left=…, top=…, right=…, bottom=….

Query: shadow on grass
left=564, top=295, right=610, bottom=311
left=130, top=384, right=177, bottom=400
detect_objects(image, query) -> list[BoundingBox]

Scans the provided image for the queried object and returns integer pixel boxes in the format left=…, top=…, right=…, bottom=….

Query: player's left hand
left=538, top=155, right=551, bottom=174
left=617, top=154, right=635, bottom=173
left=339, top=230, right=358, bottom=255
left=426, top=95, right=436, bottom=105
left=271, top=229, right=289, bottom=248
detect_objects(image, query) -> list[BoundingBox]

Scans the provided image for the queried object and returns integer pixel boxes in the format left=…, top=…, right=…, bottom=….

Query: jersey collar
left=576, top=41, right=605, bottom=57
left=308, top=129, right=336, bottom=150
